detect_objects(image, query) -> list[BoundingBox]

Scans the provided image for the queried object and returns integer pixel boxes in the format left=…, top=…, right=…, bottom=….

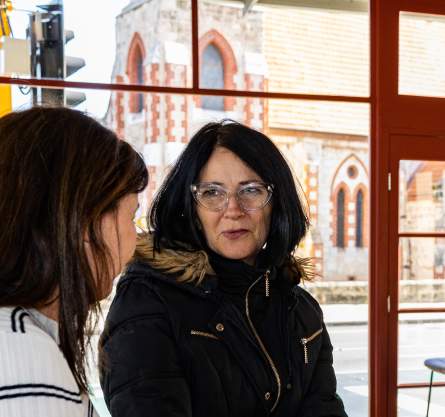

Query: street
left=330, top=322, right=445, bottom=417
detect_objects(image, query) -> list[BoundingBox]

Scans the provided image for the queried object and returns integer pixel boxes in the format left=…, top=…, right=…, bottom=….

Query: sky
left=10, top=0, right=130, bottom=118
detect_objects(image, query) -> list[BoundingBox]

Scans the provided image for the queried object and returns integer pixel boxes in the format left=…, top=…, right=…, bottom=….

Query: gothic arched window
left=134, top=48, right=144, bottom=113
left=356, top=190, right=364, bottom=247
left=200, top=44, right=224, bottom=111
left=337, top=188, right=345, bottom=248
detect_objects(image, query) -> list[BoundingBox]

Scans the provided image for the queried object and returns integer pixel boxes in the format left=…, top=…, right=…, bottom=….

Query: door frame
left=372, top=2, right=445, bottom=417
left=388, top=135, right=445, bottom=416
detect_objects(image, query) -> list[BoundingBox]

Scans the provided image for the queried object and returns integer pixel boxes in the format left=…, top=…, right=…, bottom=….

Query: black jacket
left=99, top=256, right=347, bottom=417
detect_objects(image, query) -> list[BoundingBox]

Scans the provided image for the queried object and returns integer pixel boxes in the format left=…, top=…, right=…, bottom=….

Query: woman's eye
left=202, top=188, right=221, bottom=197
left=243, top=187, right=262, bottom=195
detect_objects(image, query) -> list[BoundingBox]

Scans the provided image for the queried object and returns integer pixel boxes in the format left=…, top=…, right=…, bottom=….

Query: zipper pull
left=265, top=270, right=270, bottom=297
left=301, top=338, right=308, bottom=364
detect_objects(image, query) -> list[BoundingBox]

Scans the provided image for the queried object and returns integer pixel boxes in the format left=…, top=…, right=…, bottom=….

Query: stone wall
left=306, top=279, right=445, bottom=304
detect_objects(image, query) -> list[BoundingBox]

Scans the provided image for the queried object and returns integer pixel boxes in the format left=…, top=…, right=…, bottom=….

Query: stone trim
left=114, top=75, right=125, bottom=139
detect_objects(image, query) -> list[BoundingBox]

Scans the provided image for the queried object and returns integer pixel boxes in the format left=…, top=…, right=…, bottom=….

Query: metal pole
left=426, top=370, right=433, bottom=417
left=29, top=1, right=65, bottom=106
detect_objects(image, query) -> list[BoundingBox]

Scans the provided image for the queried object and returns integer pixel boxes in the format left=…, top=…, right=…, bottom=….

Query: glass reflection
left=399, top=160, right=445, bottom=233
left=400, top=11, right=445, bottom=98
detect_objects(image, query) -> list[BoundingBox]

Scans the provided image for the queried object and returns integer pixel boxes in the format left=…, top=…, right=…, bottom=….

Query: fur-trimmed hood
left=133, top=232, right=316, bottom=285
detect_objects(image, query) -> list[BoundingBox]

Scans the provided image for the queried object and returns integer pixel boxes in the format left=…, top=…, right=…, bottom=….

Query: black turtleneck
left=208, top=250, right=273, bottom=306
left=208, top=251, right=293, bottom=400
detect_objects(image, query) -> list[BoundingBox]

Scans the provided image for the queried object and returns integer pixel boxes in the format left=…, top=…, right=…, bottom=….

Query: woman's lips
left=222, top=229, right=248, bottom=240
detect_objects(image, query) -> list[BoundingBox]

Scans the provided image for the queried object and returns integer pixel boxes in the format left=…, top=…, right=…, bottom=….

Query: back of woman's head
left=0, top=106, right=148, bottom=390
left=150, top=120, right=309, bottom=267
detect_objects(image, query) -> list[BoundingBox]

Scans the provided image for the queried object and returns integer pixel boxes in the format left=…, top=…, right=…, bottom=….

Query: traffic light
left=29, top=1, right=85, bottom=107
left=65, top=29, right=86, bottom=106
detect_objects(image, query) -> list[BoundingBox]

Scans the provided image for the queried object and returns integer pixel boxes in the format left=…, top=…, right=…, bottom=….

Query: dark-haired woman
left=0, top=107, right=148, bottom=417
left=100, top=121, right=347, bottom=417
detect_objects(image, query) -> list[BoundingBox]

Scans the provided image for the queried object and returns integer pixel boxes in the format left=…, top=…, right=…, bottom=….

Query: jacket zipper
left=245, top=271, right=281, bottom=412
left=190, top=330, right=219, bottom=340
left=265, top=270, right=270, bottom=297
left=300, top=328, right=323, bottom=364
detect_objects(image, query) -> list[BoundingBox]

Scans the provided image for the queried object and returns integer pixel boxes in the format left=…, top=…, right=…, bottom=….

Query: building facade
left=105, top=0, right=403, bottom=282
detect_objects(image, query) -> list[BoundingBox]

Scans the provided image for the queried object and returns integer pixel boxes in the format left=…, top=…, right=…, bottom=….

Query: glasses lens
left=195, top=184, right=227, bottom=210
left=238, top=184, right=271, bottom=210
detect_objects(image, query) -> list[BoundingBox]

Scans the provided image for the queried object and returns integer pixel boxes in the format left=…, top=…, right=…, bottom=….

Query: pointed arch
left=332, top=182, right=350, bottom=248
left=126, top=32, right=146, bottom=113
left=198, top=30, right=238, bottom=111
left=356, top=189, right=364, bottom=247
left=337, top=187, right=346, bottom=248
left=330, top=154, right=368, bottom=249
left=330, top=153, right=369, bottom=195
left=353, top=183, right=369, bottom=248
left=201, top=44, right=224, bottom=110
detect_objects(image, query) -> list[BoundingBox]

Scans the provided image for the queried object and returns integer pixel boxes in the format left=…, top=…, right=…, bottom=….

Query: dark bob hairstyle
left=150, top=120, right=309, bottom=267
left=0, top=106, right=148, bottom=392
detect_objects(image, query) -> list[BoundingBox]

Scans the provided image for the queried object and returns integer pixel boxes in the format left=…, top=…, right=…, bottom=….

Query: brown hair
left=0, top=106, right=148, bottom=392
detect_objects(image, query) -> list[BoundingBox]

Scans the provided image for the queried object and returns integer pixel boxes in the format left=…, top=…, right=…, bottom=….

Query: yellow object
left=135, top=216, right=148, bottom=232
left=0, top=1, right=12, bottom=37
left=0, top=84, right=12, bottom=117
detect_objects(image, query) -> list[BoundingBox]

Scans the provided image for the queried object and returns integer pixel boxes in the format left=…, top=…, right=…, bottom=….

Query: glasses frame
left=190, top=181, right=274, bottom=212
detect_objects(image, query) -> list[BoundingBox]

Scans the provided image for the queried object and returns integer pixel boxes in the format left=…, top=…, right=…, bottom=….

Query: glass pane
left=399, top=160, right=445, bottom=233
left=268, top=99, right=369, bottom=416
left=114, top=91, right=369, bottom=417
left=326, top=321, right=369, bottom=417
left=398, top=388, right=445, bottom=417
left=399, top=12, right=445, bottom=98
left=198, top=0, right=369, bottom=97
left=398, top=317, right=445, bottom=385
left=6, top=89, right=369, bottom=416
left=8, top=88, right=370, bottom=277
left=397, top=317, right=445, bottom=417
left=399, top=238, right=445, bottom=306
left=6, top=1, right=192, bottom=88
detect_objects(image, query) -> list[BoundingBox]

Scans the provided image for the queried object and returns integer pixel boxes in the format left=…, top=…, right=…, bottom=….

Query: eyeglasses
left=190, top=182, right=274, bottom=212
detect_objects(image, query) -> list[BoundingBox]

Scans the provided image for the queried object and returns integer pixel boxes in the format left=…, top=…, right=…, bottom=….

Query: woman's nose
left=223, top=194, right=245, bottom=218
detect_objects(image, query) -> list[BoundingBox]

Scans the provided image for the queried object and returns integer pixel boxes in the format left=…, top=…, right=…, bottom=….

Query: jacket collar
left=123, top=260, right=218, bottom=299
left=133, top=232, right=313, bottom=286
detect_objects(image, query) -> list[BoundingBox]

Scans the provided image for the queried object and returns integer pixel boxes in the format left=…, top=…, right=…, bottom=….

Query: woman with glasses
left=100, top=121, right=347, bottom=417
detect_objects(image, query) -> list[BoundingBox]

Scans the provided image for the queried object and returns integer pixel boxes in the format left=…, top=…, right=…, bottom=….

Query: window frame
left=6, top=2, right=440, bottom=417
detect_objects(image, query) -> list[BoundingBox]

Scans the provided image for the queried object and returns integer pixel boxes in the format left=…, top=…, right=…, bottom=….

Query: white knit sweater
left=0, top=307, right=98, bottom=417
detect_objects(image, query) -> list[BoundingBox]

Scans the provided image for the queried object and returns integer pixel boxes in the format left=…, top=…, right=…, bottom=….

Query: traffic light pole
left=29, top=0, right=65, bottom=106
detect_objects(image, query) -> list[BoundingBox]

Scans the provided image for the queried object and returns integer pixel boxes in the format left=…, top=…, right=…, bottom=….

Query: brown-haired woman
left=0, top=107, right=148, bottom=417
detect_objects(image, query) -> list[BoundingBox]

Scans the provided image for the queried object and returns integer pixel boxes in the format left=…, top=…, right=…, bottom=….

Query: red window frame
left=5, top=1, right=445, bottom=417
